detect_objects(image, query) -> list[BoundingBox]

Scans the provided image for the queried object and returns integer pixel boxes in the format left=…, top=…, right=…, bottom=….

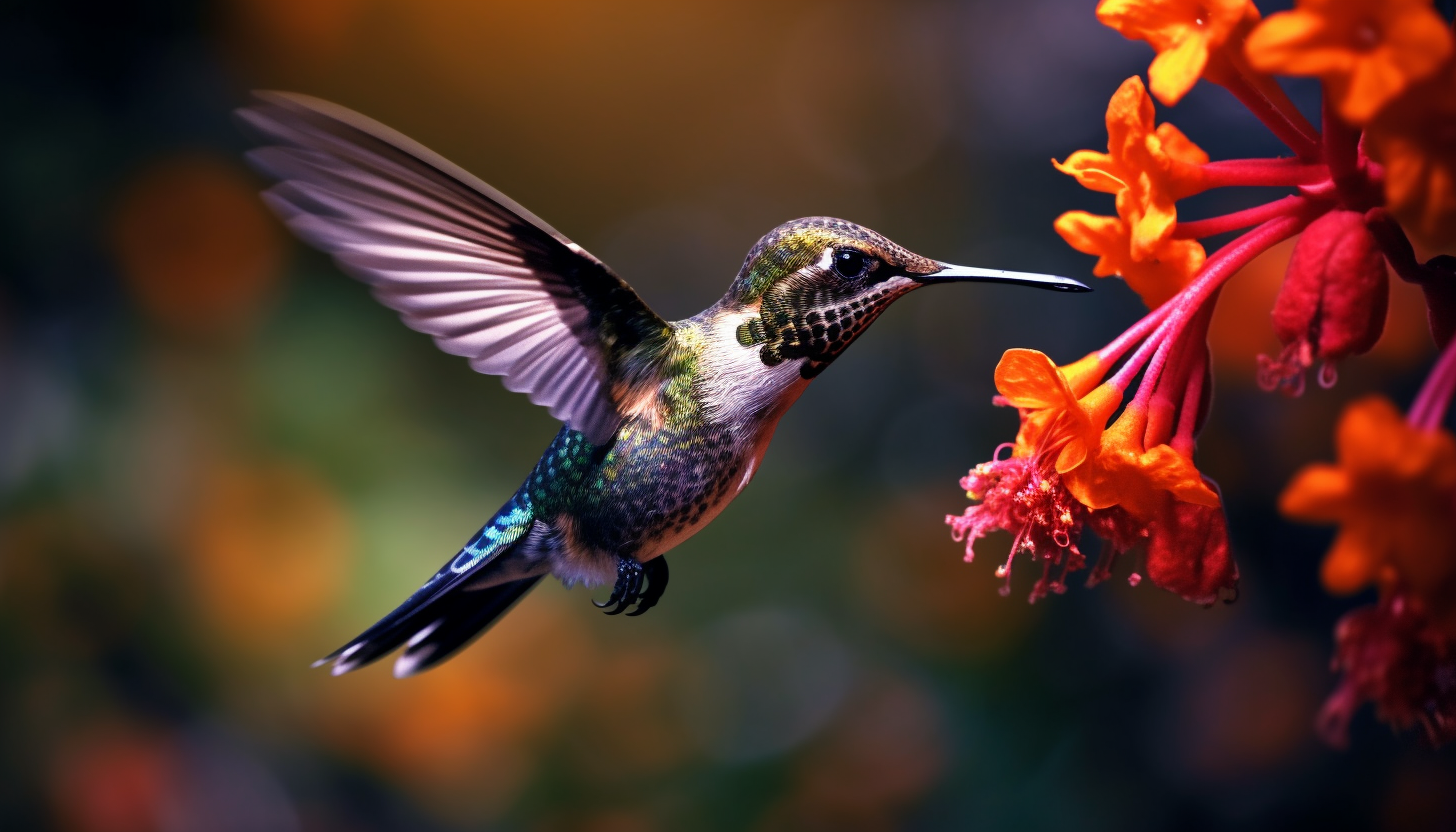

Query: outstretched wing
left=237, top=91, right=667, bottom=444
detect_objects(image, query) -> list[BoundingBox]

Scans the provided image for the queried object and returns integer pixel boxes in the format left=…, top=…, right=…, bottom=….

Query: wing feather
left=238, top=92, right=668, bottom=443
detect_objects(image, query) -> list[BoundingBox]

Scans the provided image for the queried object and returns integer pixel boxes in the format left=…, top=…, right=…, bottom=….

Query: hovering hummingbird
left=238, top=92, right=1088, bottom=678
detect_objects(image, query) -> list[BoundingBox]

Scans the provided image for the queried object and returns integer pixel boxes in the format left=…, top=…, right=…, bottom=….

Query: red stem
left=1173, top=195, right=1316, bottom=239
left=1366, top=208, right=1435, bottom=284
left=1323, top=100, right=1381, bottom=211
left=1098, top=302, right=1174, bottom=366
left=1409, top=336, right=1456, bottom=431
left=1144, top=299, right=1209, bottom=449
left=1172, top=342, right=1208, bottom=458
left=1220, top=70, right=1322, bottom=161
left=1198, top=158, right=1329, bottom=190
left=1110, top=209, right=1319, bottom=394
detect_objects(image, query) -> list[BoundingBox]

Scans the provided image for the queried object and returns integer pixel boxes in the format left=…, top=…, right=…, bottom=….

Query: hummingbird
left=238, top=92, right=1088, bottom=678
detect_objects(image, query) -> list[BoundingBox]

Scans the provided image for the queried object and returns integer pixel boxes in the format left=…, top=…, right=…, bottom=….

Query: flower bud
left=1144, top=497, right=1238, bottom=605
left=1272, top=209, right=1389, bottom=360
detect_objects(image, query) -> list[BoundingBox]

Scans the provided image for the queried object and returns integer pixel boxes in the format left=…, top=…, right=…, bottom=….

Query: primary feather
left=236, top=91, right=667, bottom=444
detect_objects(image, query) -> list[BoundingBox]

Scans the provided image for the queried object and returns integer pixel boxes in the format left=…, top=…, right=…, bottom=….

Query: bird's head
left=721, top=217, right=1088, bottom=378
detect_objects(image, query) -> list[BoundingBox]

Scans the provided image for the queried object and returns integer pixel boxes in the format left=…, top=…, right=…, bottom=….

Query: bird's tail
left=314, top=493, right=549, bottom=678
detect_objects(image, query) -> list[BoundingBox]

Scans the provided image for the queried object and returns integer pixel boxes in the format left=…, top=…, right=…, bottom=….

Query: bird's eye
left=832, top=248, right=871, bottom=279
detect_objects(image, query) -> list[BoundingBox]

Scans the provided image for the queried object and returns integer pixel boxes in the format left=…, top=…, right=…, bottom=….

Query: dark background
left=2, top=1, right=1453, bottom=830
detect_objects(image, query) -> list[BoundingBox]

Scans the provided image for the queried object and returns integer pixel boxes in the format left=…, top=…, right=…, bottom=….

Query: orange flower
left=1245, top=0, right=1454, bottom=125
left=1366, top=60, right=1456, bottom=250
left=1055, top=211, right=1208, bottom=308
left=1097, top=0, right=1261, bottom=106
left=1063, top=407, right=1222, bottom=521
left=1054, top=77, right=1209, bottom=260
left=994, top=349, right=1120, bottom=474
left=1280, top=396, right=1456, bottom=632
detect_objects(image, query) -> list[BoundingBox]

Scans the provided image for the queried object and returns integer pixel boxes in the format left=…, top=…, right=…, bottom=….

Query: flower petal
left=1321, top=527, right=1384, bottom=595
left=1278, top=464, right=1352, bottom=521
left=1053, top=151, right=1127, bottom=194
left=994, top=349, right=1075, bottom=410
left=1153, top=122, right=1210, bottom=167
left=1148, top=35, right=1209, bottom=106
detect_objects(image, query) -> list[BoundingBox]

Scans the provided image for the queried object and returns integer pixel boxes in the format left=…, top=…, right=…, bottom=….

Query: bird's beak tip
left=921, top=262, right=1092, bottom=293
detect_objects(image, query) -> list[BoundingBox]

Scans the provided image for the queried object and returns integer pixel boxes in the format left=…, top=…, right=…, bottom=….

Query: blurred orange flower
left=1064, top=408, right=1222, bottom=522
left=1366, top=60, right=1456, bottom=251
left=1054, top=76, right=1209, bottom=259
left=109, top=156, right=283, bottom=336
left=312, top=592, right=593, bottom=822
left=1055, top=210, right=1208, bottom=308
left=182, top=459, right=351, bottom=652
left=1280, top=396, right=1456, bottom=633
left=1096, top=0, right=1260, bottom=105
left=1245, top=0, right=1454, bottom=124
left=995, top=349, right=1119, bottom=474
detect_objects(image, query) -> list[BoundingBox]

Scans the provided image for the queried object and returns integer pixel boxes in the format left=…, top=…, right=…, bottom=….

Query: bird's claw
left=593, top=555, right=669, bottom=616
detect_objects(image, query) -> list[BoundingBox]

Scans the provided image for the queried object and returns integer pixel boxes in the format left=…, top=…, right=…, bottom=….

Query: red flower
left=948, top=453, right=1089, bottom=603
left=1317, top=592, right=1456, bottom=748
left=1145, top=497, right=1239, bottom=605
left=1259, top=210, right=1390, bottom=393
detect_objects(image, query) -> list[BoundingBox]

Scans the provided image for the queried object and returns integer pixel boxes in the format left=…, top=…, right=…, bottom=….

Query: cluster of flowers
left=948, top=0, right=1456, bottom=747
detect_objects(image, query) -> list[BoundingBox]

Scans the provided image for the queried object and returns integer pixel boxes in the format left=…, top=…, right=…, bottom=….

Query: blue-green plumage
left=240, top=92, right=1088, bottom=677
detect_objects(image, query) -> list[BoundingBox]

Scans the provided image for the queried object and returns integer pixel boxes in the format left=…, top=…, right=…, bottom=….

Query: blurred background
left=2, top=0, right=1454, bottom=829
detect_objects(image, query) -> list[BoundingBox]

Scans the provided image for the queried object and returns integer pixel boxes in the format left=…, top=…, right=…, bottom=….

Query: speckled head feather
left=711, top=217, right=948, bottom=380
left=728, top=217, right=939, bottom=304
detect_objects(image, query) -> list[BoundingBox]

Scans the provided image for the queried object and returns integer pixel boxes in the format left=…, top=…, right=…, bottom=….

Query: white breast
left=628, top=312, right=807, bottom=563
left=695, top=309, right=810, bottom=428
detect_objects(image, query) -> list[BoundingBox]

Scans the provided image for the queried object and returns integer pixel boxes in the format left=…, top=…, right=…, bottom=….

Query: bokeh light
left=108, top=156, right=283, bottom=337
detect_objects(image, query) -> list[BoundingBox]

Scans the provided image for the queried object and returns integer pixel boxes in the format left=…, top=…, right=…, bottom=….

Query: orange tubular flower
left=1054, top=77, right=1209, bottom=260
left=1366, top=60, right=1456, bottom=250
left=949, top=350, right=1120, bottom=602
left=953, top=351, right=1234, bottom=604
left=1063, top=409, right=1221, bottom=522
left=1245, top=0, right=1455, bottom=125
left=1055, top=211, right=1207, bottom=308
left=994, top=349, right=1120, bottom=473
left=1279, top=396, right=1456, bottom=634
left=1096, top=0, right=1260, bottom=106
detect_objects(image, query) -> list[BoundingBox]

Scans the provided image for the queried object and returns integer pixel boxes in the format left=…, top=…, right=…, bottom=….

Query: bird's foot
left=593, top=555, right=669, bottom=616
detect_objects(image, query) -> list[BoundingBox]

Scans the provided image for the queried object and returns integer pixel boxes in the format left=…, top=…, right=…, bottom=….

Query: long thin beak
left=918, top=262, right=1091, bottom=293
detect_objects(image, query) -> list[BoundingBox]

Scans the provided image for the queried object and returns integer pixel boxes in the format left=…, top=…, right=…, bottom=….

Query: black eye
left=833, top=248, right=870, bottom=279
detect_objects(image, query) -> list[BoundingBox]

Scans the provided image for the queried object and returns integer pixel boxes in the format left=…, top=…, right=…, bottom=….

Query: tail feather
left=391, top=576, right=543, bottom=678
left=316, top=494, right=542, bottom=676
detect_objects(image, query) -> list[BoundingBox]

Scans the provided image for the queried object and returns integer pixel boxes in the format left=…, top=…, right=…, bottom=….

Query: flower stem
left=1146, top=296, right=1216, bottom=448
left=1366, top=208, right=1434, bottom=284
left=1220, top=69, right=1322, bottom=161
left=1172, top=339, right=1209, bottom=458
left=1173, top=195, right=1316, bottom=239
left=1198, top=159, right=1329, bottom=190
left=1323, top=100, right=1382, bottom=211
left=1098, top=302, right=1174, bottom=367
left=1409, top=336, right=1456, bottom=430
left=1110, top=210, right=1318, bottom=395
